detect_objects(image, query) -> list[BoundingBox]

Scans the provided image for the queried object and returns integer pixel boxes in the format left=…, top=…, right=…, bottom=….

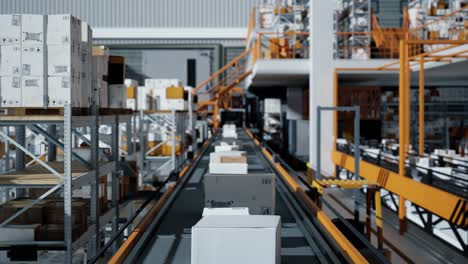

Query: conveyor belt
left=124, top=130, right=354, bottom=264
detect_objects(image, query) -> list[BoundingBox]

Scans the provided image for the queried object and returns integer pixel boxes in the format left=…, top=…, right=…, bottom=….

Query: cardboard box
left=0, top=76, right=22, bottom=107
left=0, top=200, right=47, bottom=224
left=204, top=173, right=275, bottom=215
left=108, top=84, right=127, bottom=108
left=47, top=14, right=81, bottom=45
left=48, top=75, right=80, bottom=107
left=166, top=99, right=187, bottom=110
left=36, top=224, right=82, bottom=242
left=47, top=44, right=80, bottom=76
left=0, top=225, right=40, bottom=242
left=0, top=46, right=21, bottom=76
left=219, top=156, right=247, bottom=164
left=22, top=14, right=46, bottom=46
left=81, top=22, right=93, bottom=108
left=22, top=76, right=47, bottom=107
left=209, top=163, right=248, bottom=174
left=94, top=79, right=109, bottom=108
left=166, top=86, right=184, bottom=99
left=191, top=215, right=281, bottom=264
left=108, top=56, right=125, bottom=84
left=0, top=14, right=21, bottom=46
left=22, top=45, right=46, bottom=76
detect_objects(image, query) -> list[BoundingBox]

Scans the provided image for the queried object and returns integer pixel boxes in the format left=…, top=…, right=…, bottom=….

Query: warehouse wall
left=0, top=0, right=254, bottom=28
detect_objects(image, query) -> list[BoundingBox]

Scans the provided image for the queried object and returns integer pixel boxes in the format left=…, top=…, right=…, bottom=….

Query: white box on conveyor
left=0, top=76, right=21, bottom=107
left=22, top=76, right=47, bottom=107
left=0, top=14, right=21, bottom=46
left=0, top=46, right=21, bottom=76
left=21, top=14, right=46, bottom=46
left=191, top=215, right=280, bottom=264
left=202, top=207, right=250, bottom=216
left=204, top=172, right=275, bottom=215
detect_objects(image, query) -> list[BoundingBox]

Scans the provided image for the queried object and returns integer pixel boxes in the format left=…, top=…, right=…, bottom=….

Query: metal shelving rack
left=0, top=103, right=134, bottom=263
left=335, top=0, right=372, bottom=59
left=136, top=108, right=194, bottom=188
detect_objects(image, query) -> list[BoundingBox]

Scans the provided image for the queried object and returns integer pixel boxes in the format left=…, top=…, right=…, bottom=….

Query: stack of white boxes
left=0, top=14, right=48, bottom=107
left=0, top=14, right=93, bottom=108
left=108, top=84, right=126, bottom=108
left=144, top=79, right=183, bottom=110
left=0, top=14, right=22, bottom=107
left=47, top=14, right=82, bottom=107
left=92, top=46, right=109, bottom=108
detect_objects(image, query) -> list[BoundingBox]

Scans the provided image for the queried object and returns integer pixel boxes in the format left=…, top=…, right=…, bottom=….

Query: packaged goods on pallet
left=215, top=142, right=240, bottom=152
left=191, top=215, right=280, bottom=264
left=47, top=14, right=82, bottom=107
left=0, top=14, right=21, bottom=46
left=92, top=46, right=109, bottom=107
left=108, top=56, right=125, bottom=85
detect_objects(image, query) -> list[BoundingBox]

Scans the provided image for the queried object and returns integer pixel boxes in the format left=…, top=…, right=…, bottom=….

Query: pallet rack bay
left=0, top=104, right=135, bottom=263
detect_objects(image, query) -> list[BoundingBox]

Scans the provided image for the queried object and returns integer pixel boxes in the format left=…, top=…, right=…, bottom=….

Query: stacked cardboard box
left=92, top=46, right=109, bottom=107
left=47, top=14, right=82, bottom=107
left=0, top=14, right=94, bottom=108
left=222, top=124, right=238, bottom=139
left=80, top=22, right=92, bottom=108
left=0, top=14, right=47, bottom=107
left=145, top=79, right=184, bottom=110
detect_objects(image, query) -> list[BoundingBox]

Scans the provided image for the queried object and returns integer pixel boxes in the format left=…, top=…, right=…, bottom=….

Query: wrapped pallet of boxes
left=125, top=78, right=138, bottom=109
left=92, top=46, right=109, bottom=107
left=191, top=215, right=281, bottom=264
left=0, top=14, right=48, bottom=107
left=47, top=14, right=82, bottom=107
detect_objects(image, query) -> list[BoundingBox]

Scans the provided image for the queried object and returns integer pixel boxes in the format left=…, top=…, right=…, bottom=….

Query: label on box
left=23, top=32, right=42, bottom=43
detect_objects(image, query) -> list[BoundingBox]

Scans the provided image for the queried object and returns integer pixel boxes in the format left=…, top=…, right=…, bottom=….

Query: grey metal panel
left=0, top=0, right=255, bottom=28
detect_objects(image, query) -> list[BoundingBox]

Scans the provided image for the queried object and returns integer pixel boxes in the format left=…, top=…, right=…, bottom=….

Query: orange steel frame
left=333, top=39, right=468, bottom=234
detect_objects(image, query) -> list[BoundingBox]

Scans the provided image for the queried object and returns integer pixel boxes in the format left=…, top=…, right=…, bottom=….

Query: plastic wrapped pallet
left=108, top=84, right=127, bottom=109
left=92, top=46, right=110, bottom=108
left=80, top=22, right=93, bottom=108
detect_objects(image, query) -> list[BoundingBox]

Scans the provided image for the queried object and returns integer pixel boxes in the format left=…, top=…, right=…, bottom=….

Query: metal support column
left=111, top=115, right=121, bottom=251
left=47, top=125, right=57, bottom=161
left=317, top=106, right=360, bottom=221
left=89, top=99, right=100, bottom=256
left=15, top=125, right=25, bottom=170
left=171, top=110, right=176, bottom=170
left=419, top=56, right=425, bottom=156
left=63, top=104, right=73, bottom=264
